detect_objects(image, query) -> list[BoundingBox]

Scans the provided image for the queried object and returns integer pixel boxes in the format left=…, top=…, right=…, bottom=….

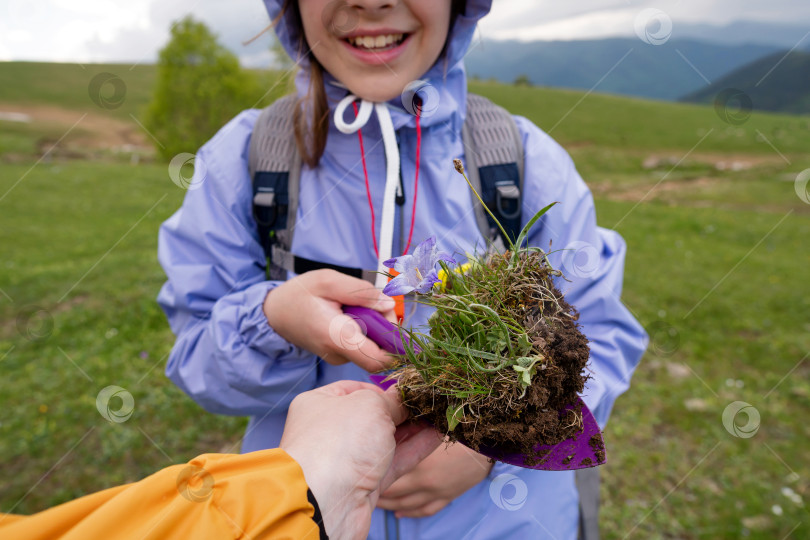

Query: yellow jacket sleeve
left=0, top=448, right=325, bottom=540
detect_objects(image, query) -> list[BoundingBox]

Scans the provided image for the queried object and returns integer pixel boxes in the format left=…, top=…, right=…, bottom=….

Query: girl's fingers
left=344, top=338, right=394, bottom=372
left=383, top=309, right=398, bottom=324
left=322, top=344, right=389, bottom=372
left=315, top=270, right=395, bottom=313
left=380, top=426, right=442, bottom=492
left=377, top=491, right=431, bottom=511
left=319, top=353, right=350, bottom=366
left=394, top=500, right=450, bottom=519
left=379, top=475, right=419, bottom=500
left=378, top=454, right=422, bottom=498
left=322, top=311, right=394, bottom=370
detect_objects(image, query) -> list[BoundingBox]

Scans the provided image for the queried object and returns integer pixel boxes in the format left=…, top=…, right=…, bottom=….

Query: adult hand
left=377, top=441, right=493, bottom=518
left=280, top=381, right=441, bottom=539
left=264, top=269, right=397, bottom=372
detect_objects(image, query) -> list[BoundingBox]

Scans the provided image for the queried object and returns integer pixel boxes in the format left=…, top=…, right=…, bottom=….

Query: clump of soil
left=589, top=434, right=606, bottom=463
left=396, top=251, right=591, bottom=463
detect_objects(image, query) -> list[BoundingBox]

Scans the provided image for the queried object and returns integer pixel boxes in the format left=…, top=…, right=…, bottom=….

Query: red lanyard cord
left=352, top=102, right=378, bottom=257
left=403, top=113, right=421, bottom=256
left=352, top=103, right=421, bottom=258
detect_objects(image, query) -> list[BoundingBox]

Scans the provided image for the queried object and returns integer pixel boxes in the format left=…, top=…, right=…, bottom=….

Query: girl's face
left=299, top=0, right=453, bottom=103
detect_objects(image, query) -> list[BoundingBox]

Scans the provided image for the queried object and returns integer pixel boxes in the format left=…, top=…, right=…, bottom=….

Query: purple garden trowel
left=343, top=305, right=606, bottom=471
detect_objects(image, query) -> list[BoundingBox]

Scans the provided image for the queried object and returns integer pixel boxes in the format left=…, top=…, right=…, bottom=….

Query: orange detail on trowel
left=386, top=269, right=405, bottom=323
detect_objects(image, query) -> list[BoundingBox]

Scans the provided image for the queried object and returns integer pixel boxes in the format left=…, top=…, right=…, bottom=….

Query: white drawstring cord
left=334, top=95, right=373, bottom=133
left=334, top=94, right=401, bottom=291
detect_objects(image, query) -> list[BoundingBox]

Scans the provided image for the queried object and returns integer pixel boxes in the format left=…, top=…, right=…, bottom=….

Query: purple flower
left=383, top=236, right=456, bottom=296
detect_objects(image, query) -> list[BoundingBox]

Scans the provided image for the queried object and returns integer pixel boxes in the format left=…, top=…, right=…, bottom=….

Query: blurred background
left=1, top=1, right=808, bottom=538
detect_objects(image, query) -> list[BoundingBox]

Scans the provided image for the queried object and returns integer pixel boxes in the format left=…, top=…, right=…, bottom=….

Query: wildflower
left=435, top=262, right=471, bottom=292
left=383, top=236, right=455, bottom=296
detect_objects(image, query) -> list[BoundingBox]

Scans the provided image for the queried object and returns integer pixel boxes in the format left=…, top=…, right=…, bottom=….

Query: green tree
left=513, top=74, right=532, bottom=87
left=145, top=16, right=261, bottom=160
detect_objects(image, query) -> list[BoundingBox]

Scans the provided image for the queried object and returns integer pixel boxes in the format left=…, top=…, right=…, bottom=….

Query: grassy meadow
left=1, top=62, right=809, bottom=539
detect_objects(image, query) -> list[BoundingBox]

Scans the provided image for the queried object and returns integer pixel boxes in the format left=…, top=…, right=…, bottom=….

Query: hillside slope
left=465, top=38, right=781, bottom=100
left=1, top=62, right=807, bottom=159
left=681, top=50, right=810, bottom=114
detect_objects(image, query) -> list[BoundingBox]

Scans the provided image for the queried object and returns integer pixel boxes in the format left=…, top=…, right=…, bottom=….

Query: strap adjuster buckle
left=253, top=191, right=275, bottom=207
left=495, top=182, right=521, bottom=219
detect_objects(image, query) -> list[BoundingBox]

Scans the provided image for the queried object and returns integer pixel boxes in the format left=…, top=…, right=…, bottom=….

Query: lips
left=345, top=33, right=407, bottom=52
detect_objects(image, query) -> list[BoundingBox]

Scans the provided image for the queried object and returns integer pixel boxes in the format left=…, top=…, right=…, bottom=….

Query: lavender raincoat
left=157, top=1, right=648, bottom=537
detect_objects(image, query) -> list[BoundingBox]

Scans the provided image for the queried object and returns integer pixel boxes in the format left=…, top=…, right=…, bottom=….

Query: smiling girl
left=157, top=1, right=647, bottom=538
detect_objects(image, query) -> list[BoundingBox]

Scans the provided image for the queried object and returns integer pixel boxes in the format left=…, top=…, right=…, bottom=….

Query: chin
left=344, top=82, right=407, bottom=104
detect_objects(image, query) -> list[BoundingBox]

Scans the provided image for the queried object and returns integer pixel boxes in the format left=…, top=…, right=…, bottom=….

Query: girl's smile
left=344, top=31, right=407, bottom=52
left=342, top=30, right=411, bottom=65
left=299, top=0, right=452, bottom=102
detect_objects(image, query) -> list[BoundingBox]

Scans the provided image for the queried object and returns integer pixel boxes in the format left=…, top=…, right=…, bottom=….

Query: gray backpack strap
left=462, top=93, right=525, bottom=251
left=249, top=94, right=301, bottom=280
left=576, top=467, right=600, bottom=540
left=248, top=94, right=299, bottom=180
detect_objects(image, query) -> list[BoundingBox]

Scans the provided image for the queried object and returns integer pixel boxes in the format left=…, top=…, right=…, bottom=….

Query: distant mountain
left=465, top=38, right=782, bottom=101
left=681, top=50, right=810, bottom=115
left=672, top=20, right=810, bottom=49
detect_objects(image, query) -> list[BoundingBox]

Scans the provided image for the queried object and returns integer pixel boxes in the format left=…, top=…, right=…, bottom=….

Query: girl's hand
left=376, top=441, right=494, bottom=518
left=264, top=269, right=397, bottom=372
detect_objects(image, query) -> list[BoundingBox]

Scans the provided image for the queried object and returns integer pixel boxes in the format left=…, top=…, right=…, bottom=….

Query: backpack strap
left=249, top=95, right=377, bottom=282
left=462, top=93, right=525, bottom=251
left=576, top=467, right=601, bottom=540
left=249, top=94, right=299, bottom=281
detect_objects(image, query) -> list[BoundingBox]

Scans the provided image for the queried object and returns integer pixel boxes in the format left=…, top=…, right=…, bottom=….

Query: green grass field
left=1, top=62, right=809, bottom=539
left=0, top=62, right=156, bottom=120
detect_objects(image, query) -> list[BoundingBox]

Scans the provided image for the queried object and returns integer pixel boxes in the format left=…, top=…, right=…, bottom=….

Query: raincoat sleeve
left=157, top=110, right=319, bottom=417
left=515, top=116, right=648, bottom=428
left=0, top=449, right=325, bottom=540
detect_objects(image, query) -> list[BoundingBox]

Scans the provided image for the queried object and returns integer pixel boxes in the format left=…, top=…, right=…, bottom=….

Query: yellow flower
left=435, top=262, right=472, bottom=293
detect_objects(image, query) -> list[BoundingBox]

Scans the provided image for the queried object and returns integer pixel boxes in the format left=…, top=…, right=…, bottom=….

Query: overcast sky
left=2, top=0, right=810, bottom=65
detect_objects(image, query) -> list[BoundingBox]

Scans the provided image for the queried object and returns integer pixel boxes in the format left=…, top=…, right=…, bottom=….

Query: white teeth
left=348, top=34, right=404, bottom=50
